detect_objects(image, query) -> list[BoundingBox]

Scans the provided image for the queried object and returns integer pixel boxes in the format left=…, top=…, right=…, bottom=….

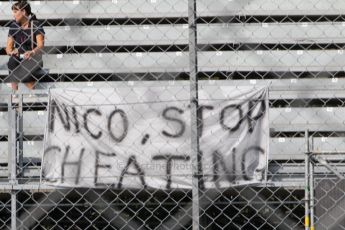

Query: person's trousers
left=6, top=55, right=42, bottom=83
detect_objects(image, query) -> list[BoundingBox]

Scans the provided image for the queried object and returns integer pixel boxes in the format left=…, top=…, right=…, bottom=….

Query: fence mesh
left=0, top=0, right=345, bottom=229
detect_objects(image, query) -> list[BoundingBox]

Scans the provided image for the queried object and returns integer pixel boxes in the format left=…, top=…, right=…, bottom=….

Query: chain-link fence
left=1, top=0, right=345, bottom=229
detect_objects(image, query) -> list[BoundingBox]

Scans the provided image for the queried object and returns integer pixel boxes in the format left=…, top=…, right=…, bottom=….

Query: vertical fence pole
left=18, top=93, right=23, bottom=179
left=8, top=94, right=17, bottom=230
left=11, top=192, right=17, bottom=230
left=188, top=0, right=200, bottom=229
left=305, top=130, right=310, bottom=230
left=309, top=152, right=315, bottom=230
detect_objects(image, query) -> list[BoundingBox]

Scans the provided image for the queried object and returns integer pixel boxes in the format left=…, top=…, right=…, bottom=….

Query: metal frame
left=305, top=130, right=310, bottom=230
left=188, top=0, right=201, bottom=229
left=8, top=93, right=17, bottom=230
left=3, top=85, right=330, bottom=229
left=2, top=82, right=308, bottom=229
left=305, top=131, right=345, bottom=230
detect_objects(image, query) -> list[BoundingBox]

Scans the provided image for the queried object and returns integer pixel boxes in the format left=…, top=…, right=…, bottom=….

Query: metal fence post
left=188, top=0, right=200, bottom=229
left=8, top=93, right=17, bottom=230
left=305, top=130, right=310, bottom=230
left=17, top=92, right=24, bottom=180
left=309, top=138, right=315, bottom=230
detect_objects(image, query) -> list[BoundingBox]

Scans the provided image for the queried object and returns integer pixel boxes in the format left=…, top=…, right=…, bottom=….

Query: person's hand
left=23, top=50, right=35, bottom=60
left=9, top=49, right=19, bottom=57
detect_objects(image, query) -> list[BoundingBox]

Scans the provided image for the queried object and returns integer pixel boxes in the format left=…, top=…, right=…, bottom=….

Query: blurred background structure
left=1, top=0, right=345, bottom=229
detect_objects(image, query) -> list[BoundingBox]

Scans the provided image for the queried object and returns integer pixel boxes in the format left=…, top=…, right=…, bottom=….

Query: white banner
left=42, top=82, right=269, bottom=189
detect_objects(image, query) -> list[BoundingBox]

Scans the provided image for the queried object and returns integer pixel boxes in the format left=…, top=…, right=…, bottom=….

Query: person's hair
left=12, top=0, right=37, bottom=20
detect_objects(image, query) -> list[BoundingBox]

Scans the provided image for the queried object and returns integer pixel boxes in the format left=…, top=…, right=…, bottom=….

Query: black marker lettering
left=152, top=154, right=190, bottom=189
left=212, top=150, right=235, bottom=187
left=94, top=151, right=116, bottom=186
left=72, top=106, right=80, bottom=133
left=61, top=146, right=84, bottom=185
left=117, top=155, right=146, bottom=189
left=247, top=99, right=266, bottom=133
left=197, top=105, right=214, bottom=138
left=220, top=104, right=243, bottom=133
left=162, top=107, right=185, bottom=138
left=84, top=109, right=102, bottom=139
left=108, top=109, right=128, bottom=143
left=49, top=100, right=70, bottom=133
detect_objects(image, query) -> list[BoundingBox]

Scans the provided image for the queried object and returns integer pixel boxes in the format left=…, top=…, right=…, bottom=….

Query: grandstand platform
left=0, top=0, right=344, bottom=229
